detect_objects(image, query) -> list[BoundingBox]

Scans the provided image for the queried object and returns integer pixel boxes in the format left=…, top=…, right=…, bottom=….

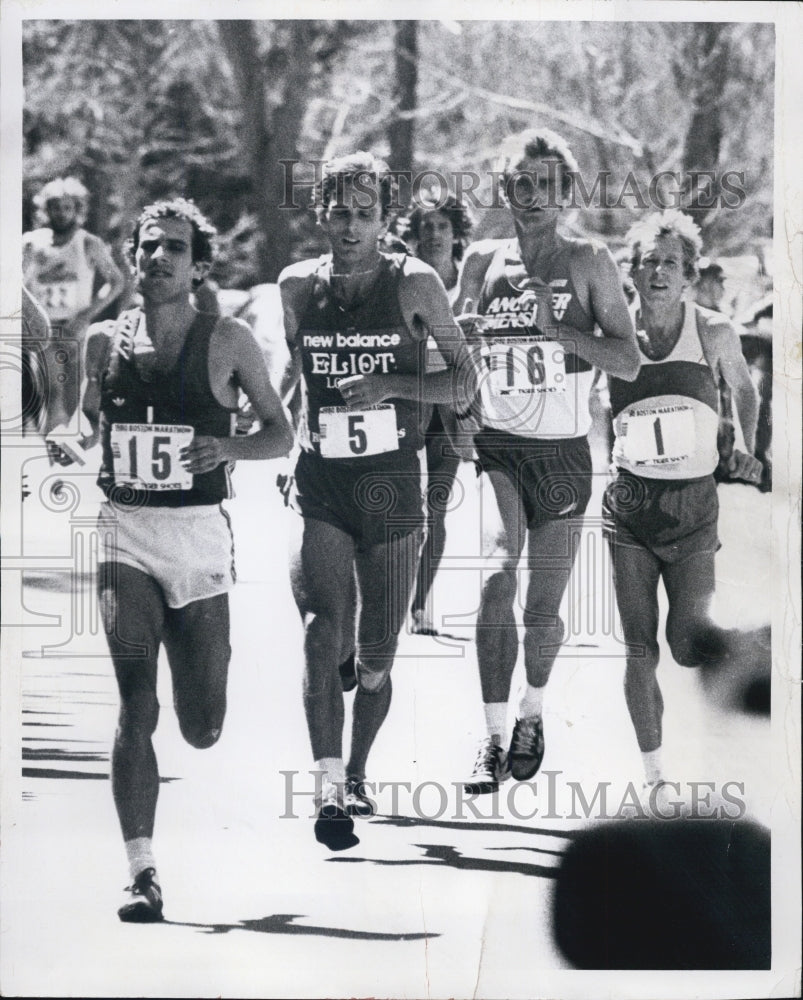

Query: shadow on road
left=165, top=912, right=439, bottom=941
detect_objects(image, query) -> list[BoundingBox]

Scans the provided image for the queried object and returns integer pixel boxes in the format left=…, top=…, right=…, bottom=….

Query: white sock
left=314, top=757, right=345, bottom=788
left=642, top=748, right=664, bottom=785
left=483, top=703, right=507, bottom=744
left=124, top=837, right=157, bottom=882
left=518, top=683, right=545, bottom=720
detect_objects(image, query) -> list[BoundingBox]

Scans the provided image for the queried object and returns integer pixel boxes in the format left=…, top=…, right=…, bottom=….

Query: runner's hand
left=338, top=374, right=389, bottom=408
left=180, top=436, right=224, bottom=474
left=726, top=449, right=763, bottom=485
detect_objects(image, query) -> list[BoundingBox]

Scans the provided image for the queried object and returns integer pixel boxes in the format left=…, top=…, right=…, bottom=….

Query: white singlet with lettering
left=318, top=404, right=399, bottom=458
left=111, top=423, right=194, bottom=490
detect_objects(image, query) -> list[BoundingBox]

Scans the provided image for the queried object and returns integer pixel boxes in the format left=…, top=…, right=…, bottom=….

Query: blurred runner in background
left=23, top=177, right=126, bottom=434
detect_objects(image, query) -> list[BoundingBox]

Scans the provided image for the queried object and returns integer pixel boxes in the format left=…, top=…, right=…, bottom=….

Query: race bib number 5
left=318, top=405, right=399, bottom=458
left=110, top=423, right=194, bottom=490
left=623, top=406, right=695, bottom=465
left=485, top=337, right=566, bottom=396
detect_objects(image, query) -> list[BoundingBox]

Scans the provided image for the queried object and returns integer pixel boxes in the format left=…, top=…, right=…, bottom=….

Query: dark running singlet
left=97, top=308, right=236, bottom=507
left=295, top=253, right=428, bottom=459
left=609, top=302, right=719, bottom=480
left=477, top=239, right=596, bottom=439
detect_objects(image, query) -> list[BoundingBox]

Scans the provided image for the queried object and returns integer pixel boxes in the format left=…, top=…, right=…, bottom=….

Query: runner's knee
left=180, top=718, right=224, bottom=749
left=480, top=566, right=517, bottom=608
left=117, top=688, right=160, bottom=741
left=356, top=661, right=391, bottom=694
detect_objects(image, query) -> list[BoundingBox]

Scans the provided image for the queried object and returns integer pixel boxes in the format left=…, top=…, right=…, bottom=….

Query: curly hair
left=34, top=176, right=89, bottom=227
left=495, top=128, right=580, bottom=199
left=128, top=198, right=217, bottom=269
left=312, top=151, right=398, bottom=222
left=627, top=209, right=703, bottom=282
left=406, top=192, right=474, bottom=262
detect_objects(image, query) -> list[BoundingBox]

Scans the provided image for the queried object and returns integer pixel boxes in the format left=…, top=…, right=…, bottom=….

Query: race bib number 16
left=110, top=423, right=194, bottom=490
left=486, top=337, right=566, bottom=396
left=318, top=405, right=399, bottom=458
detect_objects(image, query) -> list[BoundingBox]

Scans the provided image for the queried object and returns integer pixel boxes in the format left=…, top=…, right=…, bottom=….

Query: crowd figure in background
left=23, top=177, right=126, bottom=435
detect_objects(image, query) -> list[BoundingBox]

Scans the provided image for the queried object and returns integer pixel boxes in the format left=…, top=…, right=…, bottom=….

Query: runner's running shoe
left=344, top=777, right=377, bottom=817
left=118, top=867, right=164, bottom=923
left=509, top=716, right=545, bottom=781
left=463, top=736, right=510, bottom=794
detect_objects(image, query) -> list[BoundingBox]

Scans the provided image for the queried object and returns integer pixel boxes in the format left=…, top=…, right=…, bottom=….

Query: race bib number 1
left=318, top=405, right=399, bottom=458
left=110, top=423, right=194, bottom=490
left=623, top=407, right=695, bottom=465
left=486, top=337, right=566, bottom=396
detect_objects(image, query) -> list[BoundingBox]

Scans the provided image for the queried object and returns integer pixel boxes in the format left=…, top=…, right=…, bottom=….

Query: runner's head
left=627, top=209, right=703, bottom=307
left=695, top=259, right=726, bottom=311
left=313, top=152, right=398, bottom=265
left=495, top=129, right=578, bottom=222
left=407, top=192, right=474, bottom=263
left=34, top=176, right=89, bottom=232
left=128, top=198, right=217, bottom=288
left=313, top=151, right=398, bottom=223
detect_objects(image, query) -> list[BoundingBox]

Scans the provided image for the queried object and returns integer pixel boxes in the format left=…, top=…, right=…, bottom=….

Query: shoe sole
left=345, top=799, right=376, bottom=818
left=314, top=808, right=360, bottom=850
left=118, top=901, right=164, bottom=923
left=510, top=758, right=543, bottom=781
left=463, top=780, right=499, bottom=795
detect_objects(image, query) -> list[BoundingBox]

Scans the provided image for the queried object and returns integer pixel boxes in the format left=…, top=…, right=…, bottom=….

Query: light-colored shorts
left=98, top=502, right=236, bottom=608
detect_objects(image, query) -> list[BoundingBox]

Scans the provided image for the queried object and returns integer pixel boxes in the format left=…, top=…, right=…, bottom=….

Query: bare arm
left=338, top=262, right=477, bottom=411
left=277, top=273, right=306, bottom=411
left=222, top=325, right=294, bottom=461
left=80, top=235, right=126, bottom=323
left=181, top=321, right=293, bottom=474
left=565, top=245, right=640, bottom=380
left=80, top=325, right=113, bottom=445
left=711, top=321, right=759, bottom=455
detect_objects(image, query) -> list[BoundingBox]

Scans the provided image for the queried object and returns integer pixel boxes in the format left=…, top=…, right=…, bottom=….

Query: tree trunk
left=681, top=23, right=730, bottom=229
left=388, top=21, right=418, bottom=174
left=218, top=21, right=282, bottom=282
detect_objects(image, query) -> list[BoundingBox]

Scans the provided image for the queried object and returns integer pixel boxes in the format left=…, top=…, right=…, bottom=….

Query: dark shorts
left=474, top=428, right=593, bottom=528
left=291, top=448, right=425, bottom=550
left=602, top=470, right=720, bottom=563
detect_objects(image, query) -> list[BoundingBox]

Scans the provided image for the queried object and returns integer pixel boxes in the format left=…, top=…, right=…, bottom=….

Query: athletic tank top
left=97, top=308, right=236, bottom=507
left=23, top=229, right=96, bottom=322
left=295, top=253, right=428, bottom=458
left=477, top=239, right=595, bottom=439
left=609, top=302, right=719, bottom=479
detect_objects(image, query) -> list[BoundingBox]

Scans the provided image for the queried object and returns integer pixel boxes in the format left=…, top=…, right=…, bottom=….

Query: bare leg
left=347, top=529, right=421, bottom=780
left=289, top=517, right=355, bottom=760
left=99, top=562, right=165, bottom=841
left=163, top=593, right=231, bottom=749
left=475, top=470, right=527, bottom=704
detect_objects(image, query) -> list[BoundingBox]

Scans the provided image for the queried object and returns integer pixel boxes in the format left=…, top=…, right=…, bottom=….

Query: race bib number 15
left=486, top=337, right=566, bottom=396
left=110, top=423, right=194, bottom=490
left=318, top=405, right=399, bottom=458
